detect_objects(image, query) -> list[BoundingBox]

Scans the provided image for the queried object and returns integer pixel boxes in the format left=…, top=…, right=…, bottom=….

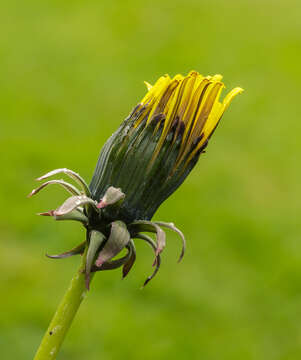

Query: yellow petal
left=222, top=87, right=244, bottom=111
left=144, top=81, right=153, bottom=91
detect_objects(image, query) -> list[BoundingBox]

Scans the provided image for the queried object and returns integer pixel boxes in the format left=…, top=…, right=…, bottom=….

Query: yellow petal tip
left=222, top=86, right=244, bottom=110
left=144, top=81, right=153, bottom=91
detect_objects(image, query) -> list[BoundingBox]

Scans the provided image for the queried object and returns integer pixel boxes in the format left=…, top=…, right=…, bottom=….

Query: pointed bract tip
left=37, top=211, right=54, bottom=216
left=152, top=257, right=158, bottom=267
left=177, top=253, right=184, bottom=263
left=143, top=277, right=151, bottom=287
left=97, top=200, right=106, bottom=209
left=144, top=81, right=152, bottom=91
left=85, top=274, right=90, bottom=290
left=95, top=258, right=104, bottom=268
left=155, top=246, right=164, bottom=257
left=27, top=189, right=36, bottom=198
left=45, top=253, right=59, bottom=259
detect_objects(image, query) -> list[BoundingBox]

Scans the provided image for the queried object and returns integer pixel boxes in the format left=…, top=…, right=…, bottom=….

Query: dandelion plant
left=29, top=71, right=243, bottom=359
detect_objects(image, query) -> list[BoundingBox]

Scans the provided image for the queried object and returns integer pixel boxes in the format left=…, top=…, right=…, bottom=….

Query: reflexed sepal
left=98, top=187, right=126, bottom=221
left=122, top=240, right=136, bottom=278
left=28, top=179, right=81, bottom=198
left=36, top=168, right=91, bottom=197
left=86, top=230, right=106, bottom=289
left=54, top=209, right=88, bottom=223
left=38, top=209, right=88, bottom=224
left=46, top=241, right=86, bottom=259
left=154, top=221, right=186, bottom=262
left=95, top=221, right=130, bottom=267
left=135, top=233, right=161, bottom=287
left=129, top=220, right=166, bottom=256
left=54, top=195, right=99, bottom=216
left=97, top=186, right=125, bottom=209
left=91, top=240, right=135, bottom=275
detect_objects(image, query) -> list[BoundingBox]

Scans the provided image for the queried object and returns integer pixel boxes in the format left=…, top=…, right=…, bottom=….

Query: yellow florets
left=136, top=71, right=243, bottom=165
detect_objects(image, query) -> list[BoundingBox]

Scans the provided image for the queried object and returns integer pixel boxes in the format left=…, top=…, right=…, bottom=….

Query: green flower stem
left=34, top=249, right=92, bottom=360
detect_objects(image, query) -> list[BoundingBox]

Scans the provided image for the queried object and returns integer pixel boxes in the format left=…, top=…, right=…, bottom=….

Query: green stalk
left=34, top=249, right=92, bottom=360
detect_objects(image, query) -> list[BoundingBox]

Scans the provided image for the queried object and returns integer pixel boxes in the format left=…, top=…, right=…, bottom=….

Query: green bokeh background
left=1, top=0, right=301, bottom=359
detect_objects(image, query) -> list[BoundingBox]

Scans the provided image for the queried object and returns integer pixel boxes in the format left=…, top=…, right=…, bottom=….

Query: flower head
left=29, top=71, right=243, bottom=289
left=90, top=71, right=243, bottom=222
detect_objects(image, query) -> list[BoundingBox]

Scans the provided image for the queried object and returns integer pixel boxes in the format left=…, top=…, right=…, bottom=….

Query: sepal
left=129, top=220, right=166, bottom=256
left=46, top=241, right=86, bottom=259
left=154, top=221, right=186, bottom=262
left=95, top=221, right=130, bottom=267
left=86, top=230, right=106, bottom=289
left=28, top=179, right=81, bottom=197
left=54, top=195, right=98, bottom=216
left=122, top=240, right=136, bottom=278
left=135, top=233, right=161, bottom=287
left=97, top=186, right=125, bottom=209
left=38, top=209, right=88, bottom=223
left=36, top=168, right=91, bottom=197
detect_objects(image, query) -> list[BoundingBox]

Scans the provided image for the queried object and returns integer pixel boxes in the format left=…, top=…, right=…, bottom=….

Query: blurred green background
left=1, top=0, right=301, bottom=359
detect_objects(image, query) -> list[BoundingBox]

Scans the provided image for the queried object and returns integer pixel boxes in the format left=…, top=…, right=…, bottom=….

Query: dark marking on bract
left=178, top=121, right=185, bottom=138
left=170, top=116, right=179, bottom=134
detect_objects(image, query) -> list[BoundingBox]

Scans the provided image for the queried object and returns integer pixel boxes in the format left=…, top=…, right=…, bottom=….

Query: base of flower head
left=29, top=168, right=186, bottom=289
